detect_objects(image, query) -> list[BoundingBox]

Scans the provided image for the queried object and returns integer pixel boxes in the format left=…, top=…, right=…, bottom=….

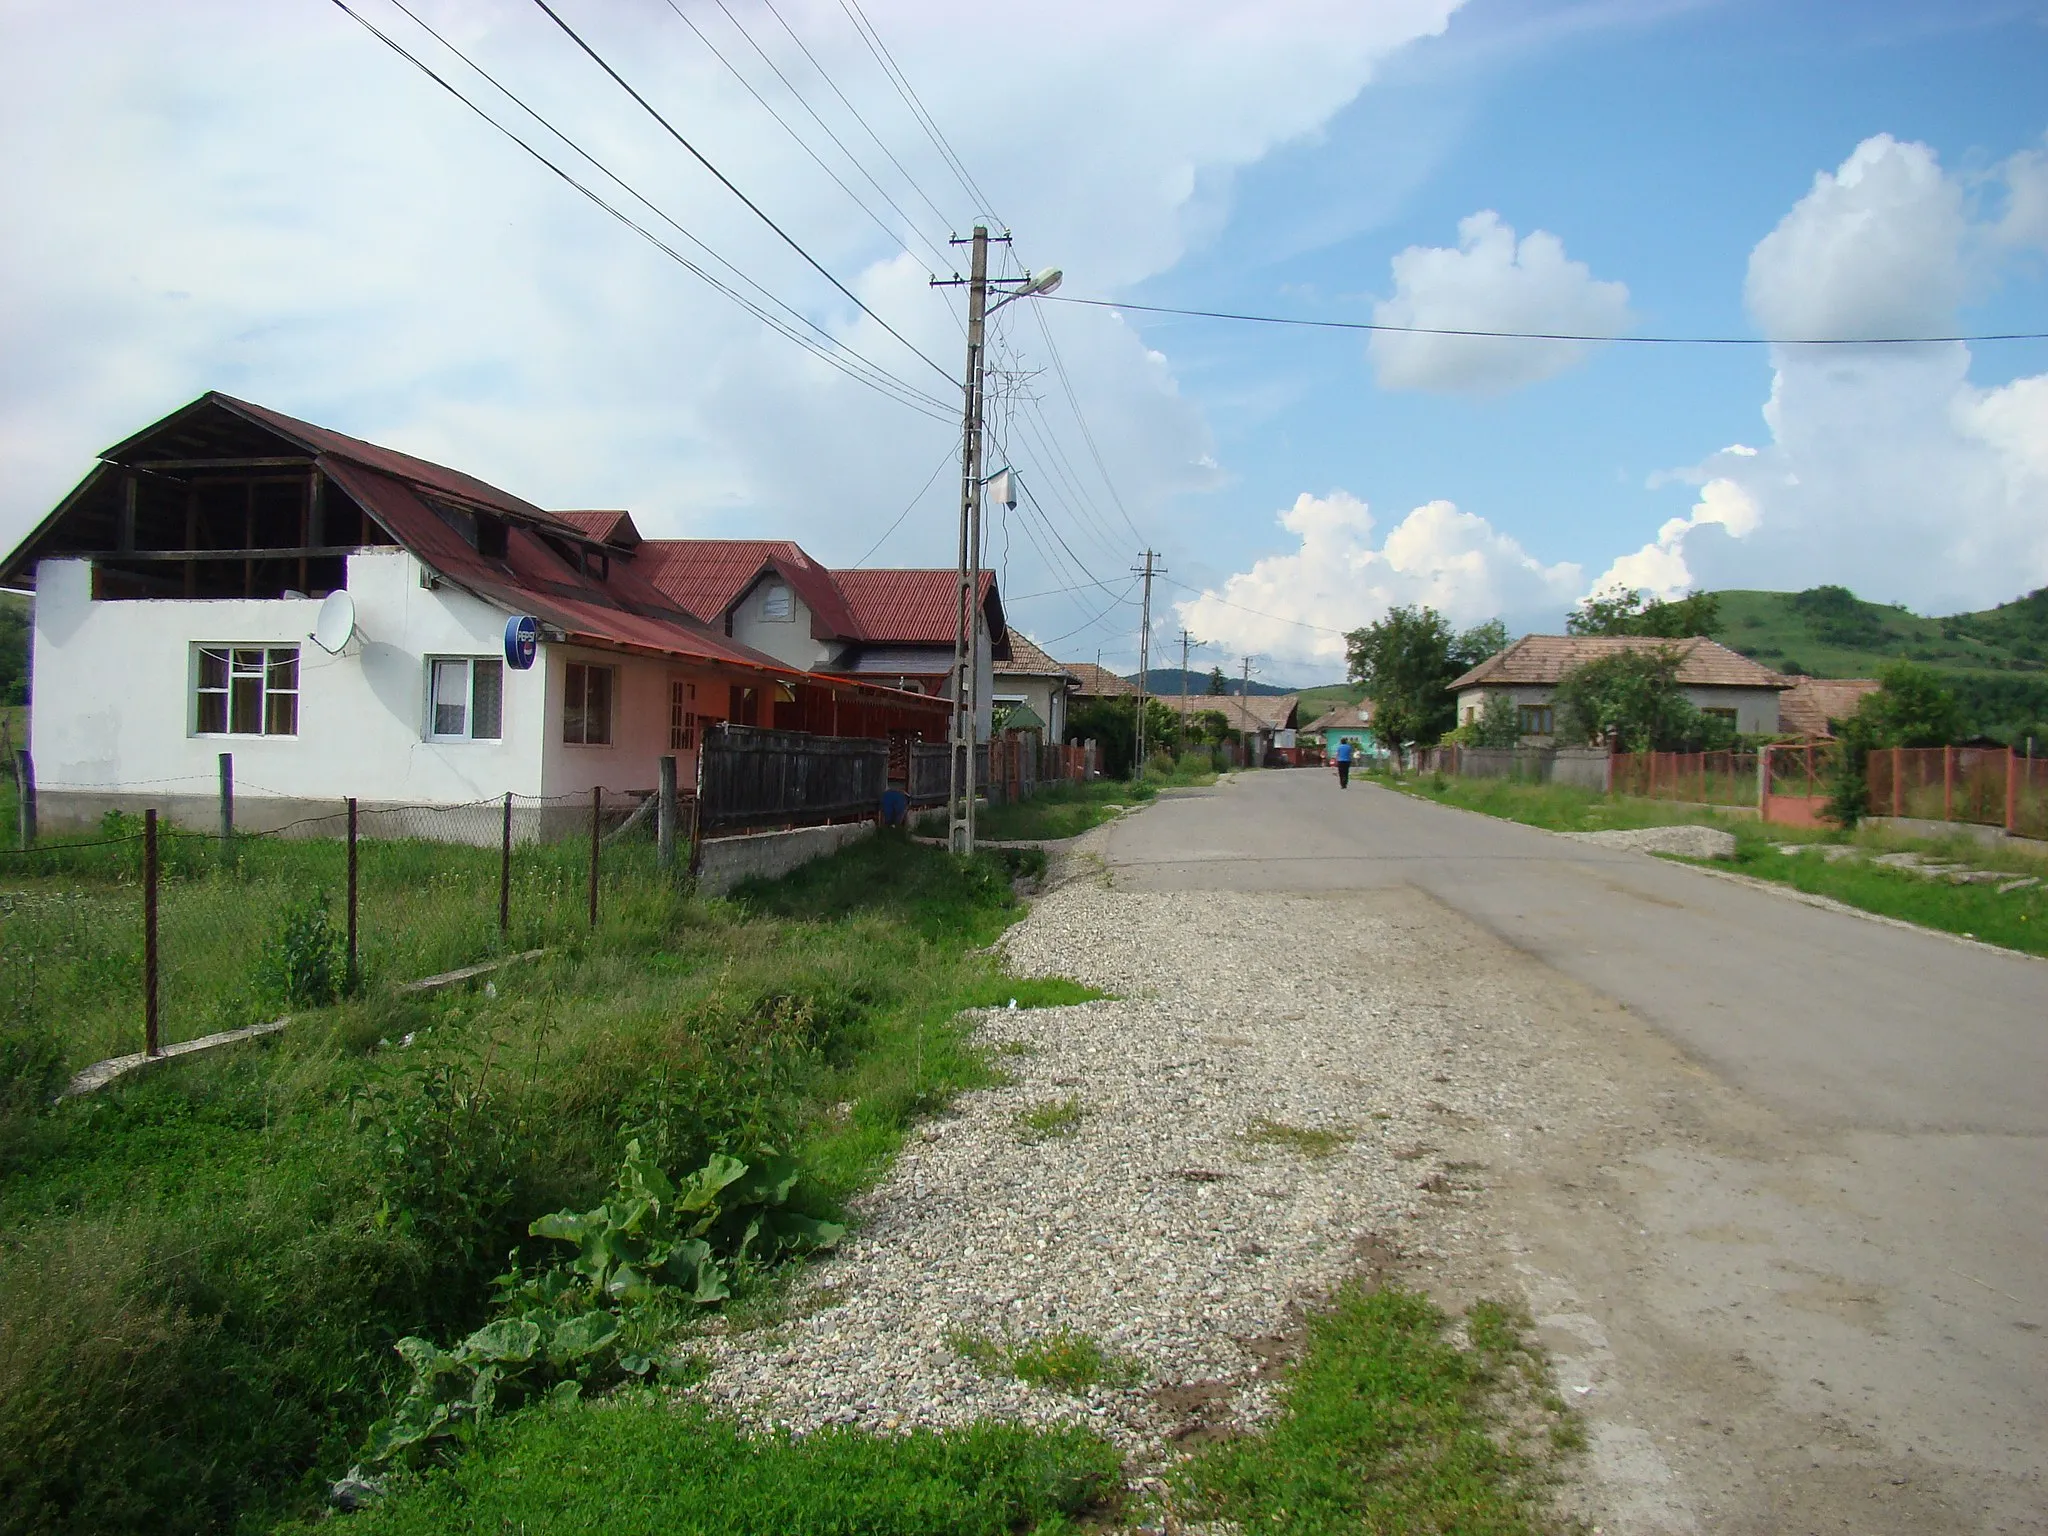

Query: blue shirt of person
left=1334, top=739, right=1354, bottom=764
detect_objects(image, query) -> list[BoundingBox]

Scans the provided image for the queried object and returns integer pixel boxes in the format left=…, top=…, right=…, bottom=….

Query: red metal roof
left=635, top=539, right=861, bottom=641
left=552, top=510, right=642, bottom=548
left=833, top=568, right=1004, bottom=651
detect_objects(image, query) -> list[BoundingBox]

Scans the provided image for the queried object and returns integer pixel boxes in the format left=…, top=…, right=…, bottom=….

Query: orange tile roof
left=1449, top=634, right=1789, bottom=691
left=1061, top=662, right=1136, bottom=697
left=1777, top=676, right=1880, bottom=737
left=1153, top=692, right=1300, bottom=730
left=1299, top=701, right=1373, bottom=734
left=995, top=631, right=1070, bottom=678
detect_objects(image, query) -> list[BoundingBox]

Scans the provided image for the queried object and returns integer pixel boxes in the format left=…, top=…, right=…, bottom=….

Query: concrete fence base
left=695, top=820, right=875, bottom=896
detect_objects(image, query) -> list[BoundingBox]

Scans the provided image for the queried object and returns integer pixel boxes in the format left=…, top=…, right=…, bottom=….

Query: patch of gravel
left=675, top=852, right=1535, bottom=1457
left=1566, top=824, right=1737, bottom=860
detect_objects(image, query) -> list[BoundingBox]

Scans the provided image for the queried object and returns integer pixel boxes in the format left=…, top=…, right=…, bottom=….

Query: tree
left=0, top=596, right=28, bottom=707
left=1566, top=586, right=1720, bottom=639
left=1190, top=708, right=1234, bottom=747
left=1345, top=607, right=1509, bottom=751
left=1825, top=663, right=1965, bottom=827
left=1065, top=697, right=1177, bottom=779
left=1205, top=666, right=1227, bottom=696
left=1551, top=647, right=1730, bottom=752
left=1465, top=691, right=1521, bottom=749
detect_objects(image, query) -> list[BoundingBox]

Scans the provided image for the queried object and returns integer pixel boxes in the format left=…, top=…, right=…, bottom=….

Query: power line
left=1026, top=300, right=1143, bottom=541
left=659, top=0, right=952, bottom=274
left=755, top=0, right=960, bottom=238
left=1046, top=578, right=1140, bottom=646
left=1159, top=574, right=1350, bottom=636
left=836, top=0, right=1001, bottom=223
left=528, top=0, right=959, bottom=388
left=327, top=0, right=954, bottom=422
left=1045, top=294, right=2048, bottom=347
left=850, top=436, right=960, bottom=566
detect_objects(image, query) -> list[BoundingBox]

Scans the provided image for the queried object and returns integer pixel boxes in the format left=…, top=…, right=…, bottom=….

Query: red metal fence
left=1866, top=746, right=2048, bottom=840
left=1610, top=751, right=1757, bottom=807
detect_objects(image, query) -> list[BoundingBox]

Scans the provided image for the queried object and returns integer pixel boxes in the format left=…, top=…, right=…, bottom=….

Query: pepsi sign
left=503, top=615, right=540, bottom=670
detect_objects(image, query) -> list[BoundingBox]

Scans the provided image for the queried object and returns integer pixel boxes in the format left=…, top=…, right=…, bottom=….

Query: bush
left=258, top=890, right=350, bottom=1008
left=0, top=1011, right=65, bottom=1117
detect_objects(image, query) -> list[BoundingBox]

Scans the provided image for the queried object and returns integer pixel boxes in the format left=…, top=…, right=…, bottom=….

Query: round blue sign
left=504, top=615, right=539, bottom=670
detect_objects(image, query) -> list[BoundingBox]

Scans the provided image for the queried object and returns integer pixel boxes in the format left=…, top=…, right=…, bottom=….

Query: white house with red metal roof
left=0, top=393, right=943, bottom=832
left=626, top=540, right=1009, bottom=740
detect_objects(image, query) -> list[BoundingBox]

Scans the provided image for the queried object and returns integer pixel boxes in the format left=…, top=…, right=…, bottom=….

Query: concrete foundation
left=695, top=820, right=875, bottom=896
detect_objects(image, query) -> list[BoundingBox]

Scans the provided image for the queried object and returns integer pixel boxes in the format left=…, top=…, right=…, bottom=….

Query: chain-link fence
left=0, top=785, right=682, bottom=1084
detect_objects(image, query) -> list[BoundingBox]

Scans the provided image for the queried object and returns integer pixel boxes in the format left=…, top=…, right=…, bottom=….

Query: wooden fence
left=698, top=724, right=889, bottom=833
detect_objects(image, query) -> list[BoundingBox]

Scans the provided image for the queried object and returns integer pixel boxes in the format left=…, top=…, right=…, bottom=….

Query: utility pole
left=932, top=231, right=1060, bottom=855
left=1132, top=550, right=1162, bottom=773
left=1179, top=628, right=1193, bottom=760
left=1240, top=655, right=1253, bottom=763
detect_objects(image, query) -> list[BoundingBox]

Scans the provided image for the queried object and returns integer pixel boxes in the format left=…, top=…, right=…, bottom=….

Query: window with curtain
left=427, top=658, right=504, bottom=741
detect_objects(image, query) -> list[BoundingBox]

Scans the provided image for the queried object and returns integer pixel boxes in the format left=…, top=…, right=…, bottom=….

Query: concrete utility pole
left=1240, top=655, right=1253, bottom=762
left=933, top=233, right=1061, bottom=855
left=1179, top=628, right=1193, bottom=759
left=1133, top=550, right=1162, bottom=772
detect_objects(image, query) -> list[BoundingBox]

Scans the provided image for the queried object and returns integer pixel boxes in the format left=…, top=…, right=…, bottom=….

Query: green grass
left=1296, top=683, right=1367, bottom=725
left=1243, top=1117, right=1356, bottom=1159
left=1382, top=770, right=2048, bottom=958
left=970, top=779, right=1143, bottom=841
left=946, top=1326, right=1141, bottom=1393
left=1013, top=1095, right=1085, bottom=1141
left=1166, top=1286, right=1577, bottom=1535
left=305, top=1394, right=1121, bottom=1536
left=0, top=831, right=1063, bottom=1534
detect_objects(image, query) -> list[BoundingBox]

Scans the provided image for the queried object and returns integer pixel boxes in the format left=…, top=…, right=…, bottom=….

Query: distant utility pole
left=1132, top=550, right=1163, bottom=771
left=1179, top=628, right=1193, bottom=756
left=933, top=227, right=1062, bottom=855
left=1240, top=655, right=1253, bottom=748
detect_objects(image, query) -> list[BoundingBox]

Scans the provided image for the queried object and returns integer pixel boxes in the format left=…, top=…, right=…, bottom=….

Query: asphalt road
left=1100, top=770, right=2048, bottom=1532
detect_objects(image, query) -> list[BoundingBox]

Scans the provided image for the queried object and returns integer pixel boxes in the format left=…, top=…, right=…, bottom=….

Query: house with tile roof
left=1776, top=676, right=1880, bottom=739
left=630, top=542, right=1009, bottom=740
left=1448, top=634, right=1791, bottom=742
left=1153, top=691, right=1301, bottom=763
left=0, top=393, right=943, bottom=831
left=991, top=632, right=1076, bottom=742
left=1297, top=700, right=1377, bottom=758
left=1060, top=661, right=1137, bottom=700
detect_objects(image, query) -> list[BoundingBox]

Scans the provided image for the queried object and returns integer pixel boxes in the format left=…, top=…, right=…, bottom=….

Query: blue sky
left=2, top=0, right=2045, bottom=683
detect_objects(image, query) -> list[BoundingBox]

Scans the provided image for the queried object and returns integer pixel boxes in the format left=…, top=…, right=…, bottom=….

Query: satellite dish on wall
left=312, top=590, right=357, bottom=654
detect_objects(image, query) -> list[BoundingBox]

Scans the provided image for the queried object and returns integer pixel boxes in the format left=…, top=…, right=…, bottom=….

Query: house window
left=428, top=657, right=504, bottom=741
left=563, top=662, right=615, bottom=745
left=760, top=581, right=794, bottom=621
left=669, top=679, right=697, bottom=750
left=1517, top=704, right=1554, bottom=736
left=195, top=645, right=298, bottom=736
left=1703, top=706, right=1739, bottom=729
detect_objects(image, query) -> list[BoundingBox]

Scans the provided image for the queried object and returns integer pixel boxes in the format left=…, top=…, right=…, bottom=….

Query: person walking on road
left=1334, top=736, right=1354, bottom=789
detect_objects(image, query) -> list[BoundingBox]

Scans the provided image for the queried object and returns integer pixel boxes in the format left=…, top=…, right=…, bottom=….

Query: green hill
left=1713, top=586, right=2048, bottom=742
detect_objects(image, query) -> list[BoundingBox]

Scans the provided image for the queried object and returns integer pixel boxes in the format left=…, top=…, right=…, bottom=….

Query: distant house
left=1155, top=691, right=1301, bottom=763
left=629, top=540, right=1009, bottom=739
left=0, top=393, right=943, bottom=831
left=992, top=632, right=1076, bottom=742
left=1777, top=676, right=1880, bottom=739
left=1061, top=662, right=1137, bottom=700
left=1299, top=700, right=1376, bottom=758
left=1449, top=635, right=1790, bottom=742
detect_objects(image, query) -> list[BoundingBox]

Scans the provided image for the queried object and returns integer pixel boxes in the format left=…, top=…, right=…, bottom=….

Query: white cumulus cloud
left=1613, top=133, right=2048, bottom=611
left=1171, top=490, right=1582, bottom=673
left=1370, top=211, right=1631, bottom=393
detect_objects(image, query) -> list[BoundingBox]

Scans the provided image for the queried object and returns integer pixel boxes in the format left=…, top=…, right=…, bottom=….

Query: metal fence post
left=499, top=792, right=513, bottom=936
left=1891, top=747, right=1903, bottom=819
left=588, top=785, right=602, bottom=929
left=144, top=808, right=159, bottom=1057
left=15, top=748, right=35, bottom=849
left=2006, top=746, right=2019, bottom=835
left=1943, top=745, right=1955, bottom=823
left=218, top=752, right=234, bottom=849
left=346, top=798, right=358, bottom=987
left=658, top=755, right=678, bottom=871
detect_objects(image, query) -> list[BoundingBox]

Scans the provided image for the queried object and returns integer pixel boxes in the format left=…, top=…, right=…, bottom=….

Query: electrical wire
left=1045, top=578, right=1140, bottom=646
left=327, top=0, right=955, bottom=421
left=755, top=0, right=960, bottom=239
left=850, top=436, right=960, bottom=566
left=1159, top=573, right=1350, bottom=636
left=528, top=0, right=960, bottom=388
left=1046, top=295, right=2048, bottom=347
left=836, top=0, right=1001, bottom=223
left=1027, top=300, right=1144, bottom=540
left=671, top=0, right=955, bottom=273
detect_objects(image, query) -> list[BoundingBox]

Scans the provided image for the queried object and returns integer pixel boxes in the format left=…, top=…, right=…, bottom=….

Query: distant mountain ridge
left=1121, top=667, right=1305, bottom=697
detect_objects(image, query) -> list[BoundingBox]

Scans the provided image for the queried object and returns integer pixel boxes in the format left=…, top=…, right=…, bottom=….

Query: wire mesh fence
left=0, top=787, right=682, bottom=1079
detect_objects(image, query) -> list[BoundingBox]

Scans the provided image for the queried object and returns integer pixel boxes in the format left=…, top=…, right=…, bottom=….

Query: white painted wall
left=729, top=576, right=839, bottom=672
left=29, top=551, right=552, bottom=815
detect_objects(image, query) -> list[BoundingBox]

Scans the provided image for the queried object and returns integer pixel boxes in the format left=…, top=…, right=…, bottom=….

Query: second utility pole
left=944, top=225, right=993, bottom=856
left=1133, top=550, right=1161, bottom=772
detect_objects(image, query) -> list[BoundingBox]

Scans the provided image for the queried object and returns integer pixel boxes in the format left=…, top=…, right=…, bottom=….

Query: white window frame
left=427, top=656, right=504, bottom=742
left=194, top=644, right=300, bottom=738
left=563, top=661, right=616, bottom=747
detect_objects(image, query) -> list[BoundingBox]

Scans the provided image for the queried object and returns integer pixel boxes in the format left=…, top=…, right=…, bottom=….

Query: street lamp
left=934, top=232, right=1062, bottom=856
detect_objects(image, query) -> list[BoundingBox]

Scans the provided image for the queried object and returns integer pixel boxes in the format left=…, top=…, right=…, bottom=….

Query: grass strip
left=1383, top=771, right=2048, bottom=958
left=313, top=1395, right=1120, bottom=1535
left=1167, top=1285, right=1576, bottom=1535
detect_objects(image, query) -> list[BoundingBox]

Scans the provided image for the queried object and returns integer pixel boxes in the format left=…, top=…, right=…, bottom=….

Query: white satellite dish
left=311, top=590, right=357, bottom=655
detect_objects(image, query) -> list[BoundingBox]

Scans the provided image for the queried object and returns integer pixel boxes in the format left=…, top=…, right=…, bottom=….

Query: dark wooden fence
left=905, top=742, right=994, bottom=806
left=698, top=724, right=889, bottom=833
